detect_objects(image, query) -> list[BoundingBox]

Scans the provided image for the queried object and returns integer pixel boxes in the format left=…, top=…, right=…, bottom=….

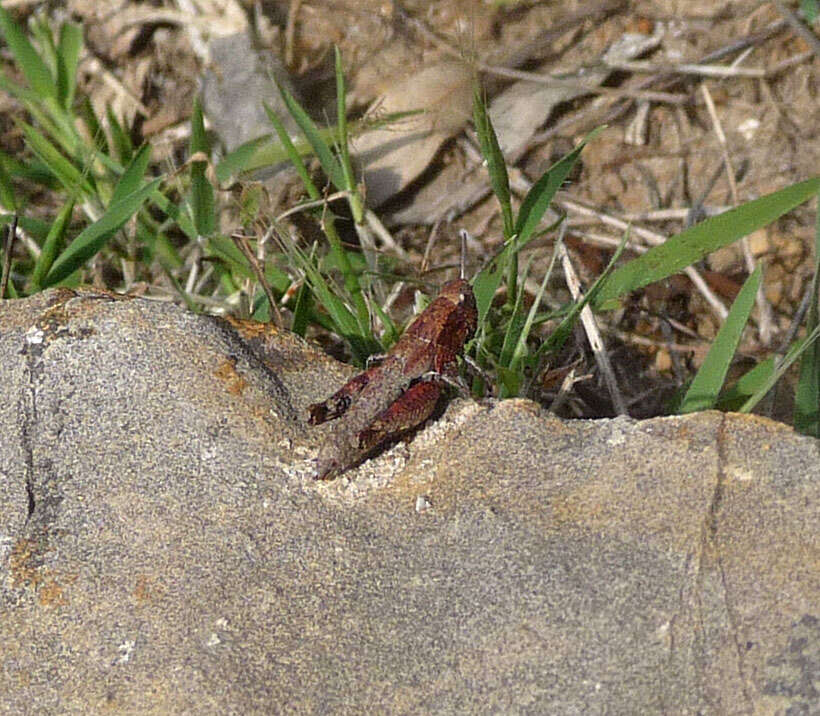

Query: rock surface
left=1, top=289, right=817, bottom=714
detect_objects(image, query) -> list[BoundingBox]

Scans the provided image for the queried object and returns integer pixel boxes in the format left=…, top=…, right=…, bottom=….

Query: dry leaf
left=353, top=61, right=473, bottom=207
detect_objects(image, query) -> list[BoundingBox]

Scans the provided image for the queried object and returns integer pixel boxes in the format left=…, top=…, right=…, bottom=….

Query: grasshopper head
left=438, top=278, right=478, bottom=339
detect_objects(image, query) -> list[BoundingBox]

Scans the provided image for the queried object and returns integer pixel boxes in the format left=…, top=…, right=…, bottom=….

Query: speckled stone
left=1, top=289, right=817, bottom=714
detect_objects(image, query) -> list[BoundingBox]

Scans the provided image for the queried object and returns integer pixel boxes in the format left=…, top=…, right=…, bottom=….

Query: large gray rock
left=1, top=289, right=817, bottom=713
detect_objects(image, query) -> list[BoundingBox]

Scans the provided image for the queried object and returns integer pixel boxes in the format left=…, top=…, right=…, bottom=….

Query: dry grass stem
left=701, top=82, right=774, bottom=345
left=83, top=56, right=150, bottom=117
left=420, top=221, right=442, bottom=275
left=549, top=195, right=729, bottom=320
left=364, top=209, right=410, bottom=262
left=285, top=0, right=303, bottom=68
left=559, top=243, right=628, bottom=416
left=606, top=59, right=767, bottom=79
left=276, top=192, right=349, bottom=221
left=547, top=368, right=585, bottom=414
left=613, top=329, right=711, bottom=356
left=569, top=207, right=731, bottom=224
left=477, top=65, right=688, bottom=104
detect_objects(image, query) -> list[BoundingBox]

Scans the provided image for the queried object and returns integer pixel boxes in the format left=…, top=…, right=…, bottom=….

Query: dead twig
left=527, top=19, right=792, bottom=149
left=604, top=58, right=768, bottom=79
left=547, top=368, right=592, bottom=415
left=231, top=232, right=284, bottom=328
left=475, top=65, right=688, bottom=104
left=773, top=0, right=820, bottom=59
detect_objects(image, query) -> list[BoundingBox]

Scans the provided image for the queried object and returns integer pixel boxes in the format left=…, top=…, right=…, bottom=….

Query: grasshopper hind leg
left=357, top=380, right=442, bottom=452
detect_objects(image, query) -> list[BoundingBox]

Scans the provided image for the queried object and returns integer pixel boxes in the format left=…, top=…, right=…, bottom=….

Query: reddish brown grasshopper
left=308, top=276, right=477, bottom=480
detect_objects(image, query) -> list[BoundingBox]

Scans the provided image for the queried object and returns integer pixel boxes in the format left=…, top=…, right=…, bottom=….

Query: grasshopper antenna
left=458, top=229, right=469, bottom=280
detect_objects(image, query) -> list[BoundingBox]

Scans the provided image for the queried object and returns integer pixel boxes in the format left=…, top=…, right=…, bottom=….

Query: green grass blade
left=28, top=14, right=57, bottom=74
left=372, top=299, right=398, bottom=349
left=267, top=95, right=370, bottom=332
left=715, top=358, right=774, bottom=411
left=0, top=70, right=47, bottom=108
left=536, top=228, right=629, bottom=360
left=472, top=84, right=513, bottom=238
left=278, top=232, right=376, bottom=362
left=277, top=83, right=345, bottom=190
left=0, top=147, right=54, bottom=188
left=0, top=72, right=80, bottom=163
left=472, top=252, right=505, bottom=324
left=19, top=121, right=94, bottom=196
left=42, top=178, right=161, bottom=286
left=190, top=98, right=215, bottom=236
left=134, top=218, right=183, bottom=272
left=56, top=22, right=82, bottom=110
left=0, top=155, right=17, bottom=211
left=301, top=257, right=371, bottom=364
left=595, top=175, right=820, bottom=306
left=680, top=265, right=762, bottom=414
left=794, top=194, right=820, bottom=435
left=77, top=96, right=109, bottom=155
left=335, top=46, right=349, bottom=177
left=0, top=7, right=56, bottom=100
left=215, top=135, right=272, bottom=184
left=30, top=197, right=74, bottom=290
left=472, top=213, right=564, bottom=324
left=290, top=280, right=312, bottom=337
left=264, top=103, right=319, bottom=199
left=106, top=106, right=133, bottom=164
left=111, top=143, right=151, bottom=205
left=333, top=46, right=363, bottom=224
left=498, top=256, right=533, bottom=370
left=149, top=190, right=197, bottom=241
left=510, top=237, right=563, bottom=374
left=739, top=323, right=820, bottom=413
left=515, top=128, right=602, bottom=246
left=205, top=234, right=254, bottom=280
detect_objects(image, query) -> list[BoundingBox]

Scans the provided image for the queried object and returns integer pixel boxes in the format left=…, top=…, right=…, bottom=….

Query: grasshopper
left=308, top=273, right=477, bottom=481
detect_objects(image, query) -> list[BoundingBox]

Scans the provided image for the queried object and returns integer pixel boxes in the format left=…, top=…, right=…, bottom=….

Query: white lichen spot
left=0, top=534, right=13, bottom=566
left=200, top=446, right=218, bottom=462
left=206, top=632, right=221, bottom=648
left=117, top=640, right=135, bottom=664
left=25, top=327, right=44, bottom=345
left=606, top=427, right=626, bottom=446
left=727, top=465, right=754, bottom=482
left=737, top=118, right=760, bottom=142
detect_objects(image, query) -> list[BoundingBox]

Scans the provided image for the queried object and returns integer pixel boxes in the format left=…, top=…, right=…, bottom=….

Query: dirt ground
left=3, top=0, right=819, bottom=420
